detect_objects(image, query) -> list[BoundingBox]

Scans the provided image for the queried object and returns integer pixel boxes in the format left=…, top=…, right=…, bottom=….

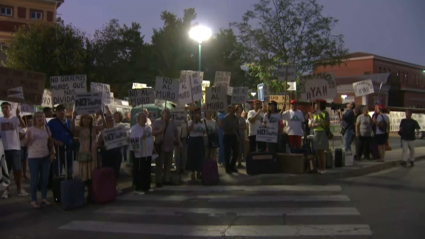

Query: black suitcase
left=246, top=152, right=280, bottom=175
left=52, top=146, right=66, bottom=203
left=335, top=148, right=343, bottom=167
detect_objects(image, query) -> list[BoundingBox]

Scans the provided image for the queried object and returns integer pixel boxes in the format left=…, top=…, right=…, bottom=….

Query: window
left=30, top=10, right=42, bottom=20
left=0, top=6, right=13, bottom=16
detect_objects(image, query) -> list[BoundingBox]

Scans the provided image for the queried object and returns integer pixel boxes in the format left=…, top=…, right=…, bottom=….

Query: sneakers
left=1, top=190, right=9, bottom=199
left=18, top=189, right=29, bottom=197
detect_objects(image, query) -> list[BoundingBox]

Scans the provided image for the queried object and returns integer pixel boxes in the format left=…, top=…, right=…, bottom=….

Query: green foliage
left=232, top=0, right=349, bottom=93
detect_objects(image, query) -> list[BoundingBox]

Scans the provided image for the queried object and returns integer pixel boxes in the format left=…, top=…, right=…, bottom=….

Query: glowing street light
left=189, top=25, right=212, bottom=71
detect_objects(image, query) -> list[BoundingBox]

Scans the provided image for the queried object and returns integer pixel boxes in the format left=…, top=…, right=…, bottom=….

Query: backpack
left=377, top=114, right=388, bottom=132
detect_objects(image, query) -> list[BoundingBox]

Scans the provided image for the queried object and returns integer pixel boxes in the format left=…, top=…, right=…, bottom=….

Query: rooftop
left=347, top=52, right=425, bottom=70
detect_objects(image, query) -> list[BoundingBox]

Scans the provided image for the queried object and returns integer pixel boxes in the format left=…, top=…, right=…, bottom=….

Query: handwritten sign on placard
left=50, top=75, right=87, bottom=104
left=155, top=77, right=179, bottom=102
left=352, top=79, right=374, bottom=97
left=74, top=92, right=103, bottom=115
left=257, top=83, right=270, bottom=102
left=205, top=86, right=227, bottom=112
left=256, top=126, right=278, bottom=143
left=0, top=67, right=46, bottom=105
left=91, top=82, right=113, bottom=105
left=278, top=64, right=297, bottom=82
left=231, top=87, right=248, bottom=104
left=41, top=89, right=52, bottom=107
left=132, top=83, right=147, bottom=89
left=299, top=73, right=336, bottom=101
left=103, top=126, right=128, bottom=150
left=171, top=109, right=186, bottom=127
left=128, top=88, right=154, bottom=106
left=214, top=71, right=231, bottom=89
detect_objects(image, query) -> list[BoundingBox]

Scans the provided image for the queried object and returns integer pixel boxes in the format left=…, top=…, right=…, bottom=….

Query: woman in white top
left=129, top=113, right=154, bottom=195
left=23, top=112, right=56, bottom=209
left=186, top=108, right=206, bottom=181
left=263, top=101, right=283, bottom=153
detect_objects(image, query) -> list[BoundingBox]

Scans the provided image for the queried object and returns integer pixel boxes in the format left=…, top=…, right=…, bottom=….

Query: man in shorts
left=1, top=102, right=29, bottom=199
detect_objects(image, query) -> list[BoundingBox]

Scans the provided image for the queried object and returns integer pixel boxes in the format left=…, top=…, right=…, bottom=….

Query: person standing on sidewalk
left=221, top=105, right=240, bottom=174
left=338, top=102, right=356, bottom=155
left=0, top=102, right=29, bottom=199
left=281, top=100, right=305, bottom=151
left=400, top=109, right=420, bottom=167
left=186, top=108, right=205, bottom=181
left=372, top=105, right=390, bottom=162
left=247, top=100, right=266, bottom=152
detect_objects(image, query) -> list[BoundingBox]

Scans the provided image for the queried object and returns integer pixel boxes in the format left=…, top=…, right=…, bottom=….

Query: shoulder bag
left=76, top=126, right=93, bottom=163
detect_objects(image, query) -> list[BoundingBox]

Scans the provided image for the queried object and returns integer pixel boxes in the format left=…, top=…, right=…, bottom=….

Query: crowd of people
left=0, top=98, right=420, bottom=208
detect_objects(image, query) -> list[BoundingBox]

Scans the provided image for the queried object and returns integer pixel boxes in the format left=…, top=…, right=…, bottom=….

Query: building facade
left=0, top=0, right=63, bottom=63
left=315, top=52, right=425, bottom=109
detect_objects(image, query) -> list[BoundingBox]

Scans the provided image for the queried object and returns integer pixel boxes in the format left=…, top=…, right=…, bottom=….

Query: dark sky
left=59, top=0, right=425, bottom=66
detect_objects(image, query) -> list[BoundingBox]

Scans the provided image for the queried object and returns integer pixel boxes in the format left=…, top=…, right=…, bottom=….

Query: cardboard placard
left=0, top=67, right=46, bottom=105
left=50, top=75, right=87, bottom=104
left=41, top=89, right=52, bottom=107
left=91, top=82, right=113, bottom=105
left=74, top=92, right=103, bottom=115
left=214, top=71, right=231, bottom=90
left=231, top=87, right=248, bottom=104
left=154, top=76, right=179, bottom=102
left=205, top=86, right=227, bottom=112
left=132, top=83, right=147, bottom=89
left=171, top=109, right=186, bottom=127
left=299, top=73, right=336, bottom=101
left=128, top=88, right=155, bottom=106
left=256, top=126, right=278, bottom=143
left=257, top=83, right=270, bottom=102
left=278, top=64, right=297, bottom=82
left=103, top=126, right=128, bottom=150
left=352, top=79, right=374, bottom=97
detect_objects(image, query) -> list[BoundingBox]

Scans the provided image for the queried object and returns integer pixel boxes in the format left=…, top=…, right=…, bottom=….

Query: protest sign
left=91, top=82, right=113, bottom=105
left=270, top=95, right=289, bottom=109
left=257, top=83, right=270, bottom=102
left=353, top=79, right=374, bottom=97
left=299, top=73, right=336, bottom=101
left=278, top=64, right=297, bottom=82
left=214, top=71, right=231, bottom=90
left=205, top=86, right=227, bottom=112
left=191, top=72, right=203, bottom=102
left=231, top=87, right=248, bottom=104
left=155, top=99, right=166, bottom=107
left=171, top=109, right=186, bottom=127
left=20, top=103, right=35, bottom=114
left=155, top=77, right=179, bottom=102
left=0, top=67, right=46, bottom=105
left=50, top=75, right=87, bottom=104
left=41, top=89, right=52, bottom=107
left=128, top=88, right=154, bottom=106
left=179, top=71, right=203, bottom=104
left=103, top=126, right=128, bottom=150
left=256, top=126, right=278, bottom=143
left=74, top=92, right=103, bottom=115
left=132, top=83, right=147, bottom=89
left=201, top=80, right=210, bottom=104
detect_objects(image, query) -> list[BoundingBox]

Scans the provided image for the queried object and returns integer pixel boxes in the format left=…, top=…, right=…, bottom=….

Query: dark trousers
left=249, top=135, right=266, bottom=152
left=224, top=134, right=239, bottom=171
left=357, top=136, right=371, bottom=159
left=133, top=153, right=152, bottom=192
left=101, top=148, right=122, bottom=180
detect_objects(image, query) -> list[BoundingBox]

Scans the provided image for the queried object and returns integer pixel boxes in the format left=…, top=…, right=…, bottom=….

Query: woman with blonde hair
left=24, top=112, right=56, bottom=208
left=71, top=110, right=105, bottom=202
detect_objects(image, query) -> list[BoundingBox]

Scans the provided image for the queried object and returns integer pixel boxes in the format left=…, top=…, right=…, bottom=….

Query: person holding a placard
left=262, top=101, right=283, bottom=153
left=309, top=100, right=330, bottom=174
left=204, top=110, right=218, bottom=160
left=281, top=100, right=306, bottom=151
left=247, top=100, right=266, bottom=152
left=236, top=105, right=247, bottom=167
left=0, top=102, right=29, bottom=199
left=221, top=105, right=240, bottom=174
left=337, top=102, right=356, bottom=155
left=186, top=108, right=206, bottom=181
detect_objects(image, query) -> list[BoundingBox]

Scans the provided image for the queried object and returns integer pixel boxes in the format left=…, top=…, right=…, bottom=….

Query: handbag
left=154, top=121, right=168, bottom=154
left=203, top=119, right=219, bottom=148
left=77, top=126, right=93, bottom=163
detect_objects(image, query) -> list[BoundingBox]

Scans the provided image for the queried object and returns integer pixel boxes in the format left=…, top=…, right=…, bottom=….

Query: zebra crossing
left=58, top=185, right=373, bottom=238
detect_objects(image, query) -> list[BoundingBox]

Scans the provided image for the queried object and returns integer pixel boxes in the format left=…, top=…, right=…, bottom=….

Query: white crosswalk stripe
left=58, top=185, right=373, bottom=238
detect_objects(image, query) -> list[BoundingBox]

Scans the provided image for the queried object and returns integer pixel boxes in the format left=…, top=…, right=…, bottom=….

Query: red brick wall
left=315, top=59, right=374, bottom=77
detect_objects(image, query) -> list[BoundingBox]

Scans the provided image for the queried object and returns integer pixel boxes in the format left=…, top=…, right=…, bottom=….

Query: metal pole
left=198, top=42, right=202, bottom=71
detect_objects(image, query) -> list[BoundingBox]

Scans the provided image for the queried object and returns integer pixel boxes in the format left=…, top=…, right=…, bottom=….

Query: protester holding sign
left=236, top=106, right=247, bottom=167
left=262, top=101, right=283, bottom=153
left=221, top=105, right=240, bottom=174
left=204, top=111, right=218, bottom=160
left=337, top=102, right=356, bottom=154
left=186, top=108, right=206, bottom=181
left=281, top=100, right=306, bottom=150
left=309, top=100, right=330, bottom=174
left=247, top=100, right=266, bottom=152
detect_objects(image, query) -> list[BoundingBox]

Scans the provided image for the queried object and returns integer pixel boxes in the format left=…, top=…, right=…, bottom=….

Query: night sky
left=59, top=0, right=425, bottom=66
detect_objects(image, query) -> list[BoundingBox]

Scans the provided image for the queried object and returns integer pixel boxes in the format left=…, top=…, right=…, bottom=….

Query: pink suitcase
left=91, top=167, right=116, bottom=204
left=202, top=159, right=219, bottom=185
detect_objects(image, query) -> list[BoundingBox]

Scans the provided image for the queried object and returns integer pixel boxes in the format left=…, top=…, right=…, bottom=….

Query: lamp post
left=189, top=25, right=212, bottom=71
left=341, top=94, right=348, bottom=103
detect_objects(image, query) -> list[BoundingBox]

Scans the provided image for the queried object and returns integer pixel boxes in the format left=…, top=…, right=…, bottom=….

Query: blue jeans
left=344, top=129, right=355, bottom=152
left=28, top=156, right=50, bottom=201
left=52, top=145, right=73, bottom=177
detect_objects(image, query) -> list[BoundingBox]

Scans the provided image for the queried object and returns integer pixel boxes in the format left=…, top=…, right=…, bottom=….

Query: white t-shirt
left=0, top=116, right=21, bottom=151
left=247, top=110, right=264, bottom=136
left=263, top=112, right=283, bottom=129
left=19, top=127, right=27, bottom=147
left=204, top=119, right=217, bottom=134
left=188, top=120, right=205, bottom=137
left=282, top=110, right=305, bottom=136
left=129, top=124, right=154, bottom=158
left=26, top=126, right=51, bottom=158
left=375, top=114, right=389, bottom=135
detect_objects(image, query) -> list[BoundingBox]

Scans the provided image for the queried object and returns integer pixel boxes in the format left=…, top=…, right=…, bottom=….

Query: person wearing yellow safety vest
left=309, top=99, right=330, bottom=174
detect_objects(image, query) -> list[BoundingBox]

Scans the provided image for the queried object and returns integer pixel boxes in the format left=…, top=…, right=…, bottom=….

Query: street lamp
left=341, top=94, right=348, bottom=103
left=189, top=25, right=212, bottom=71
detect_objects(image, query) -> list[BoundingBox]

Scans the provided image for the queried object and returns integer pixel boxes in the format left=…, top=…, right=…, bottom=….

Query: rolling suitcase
left=52, top=146, right=64, bottom=203
left=202, top=159, right=219, bottom=185
left=60, top=145, right=85, bottom=210
left=335, top=148, right=344, bottom=168
left=246, top=151, right=280, bottom=175
left=91, top=148, right=116, bottom=204
left=306, top=154, right=317, bottom=173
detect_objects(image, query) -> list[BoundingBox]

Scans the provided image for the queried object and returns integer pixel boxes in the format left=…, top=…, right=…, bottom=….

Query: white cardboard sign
left=214, top=71, right=231, bottom=89
left=128, top=88, right=155, bottom=106
left=278, top=64, right=297, bottom=82
left=299, top=74, right=336, bottom=101
left=50, top=75, right=87, bottom=104
left=231, top=87, right=248, bottom=104
left=132, top=83, right=147, bottom=89
left=20, top=103, right=35, bottom=114
left=256, top=126, right=278, bottom=143
left=155, top=77, right=180, bottom=102
left=205, top=86, right=227, bottom=112
left=103, top=126, right=128, bottom=150
left=74, top=92, right=103, bottom=115
left=91, top=82, right=113, bottom=105
left=41, top=89, right=52, bottom=107
left=171, top=109, right=186, bottom=127
left=353, top=79, right=374, bottom=97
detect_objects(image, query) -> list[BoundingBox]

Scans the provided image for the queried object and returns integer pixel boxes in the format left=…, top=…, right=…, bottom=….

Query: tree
left=3, top=19, right=88, bottom=87
left=232, top=0, right=348, bottom=93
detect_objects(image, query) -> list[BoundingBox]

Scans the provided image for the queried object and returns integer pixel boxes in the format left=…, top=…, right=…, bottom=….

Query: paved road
left=331, top=135, right=425, bottom=151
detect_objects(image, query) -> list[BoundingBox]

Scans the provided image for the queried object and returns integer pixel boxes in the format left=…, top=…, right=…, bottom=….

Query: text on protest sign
left=231, top=87, right=248, bottom=104
left=91, top=82, right=113, bottom=105
left=128, top=88, right=154, bottom=106
left=103, top=126, right=128, bottom=150
left=171, top=109, right=186, bottom=127
left=214, top=71, right=231, bottom=89
left=205, top=86, right=227, bottom=112
left=132, top=83, right=147, bottom=89
left=20, top=103, right=35, bottom=114
left=352, top=79, right=374, bottom=97
left=41, top=89, right=52, bottom=107
left=74, top=92, right=103, bottom=115
left=50, top=75, right=87, bottom=104
left=0, top=67, right=46, bottom=105
left=257, top=83, right=270, bottom=102
left=256, top=126, right=278, bottom=143
left=278, top=64, right=297, bottom=82
left=179, top=71, right=203, bottom=104
left=299, top=73, right=336, bottom=101
left=155, top=77, right=180, bottom=102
